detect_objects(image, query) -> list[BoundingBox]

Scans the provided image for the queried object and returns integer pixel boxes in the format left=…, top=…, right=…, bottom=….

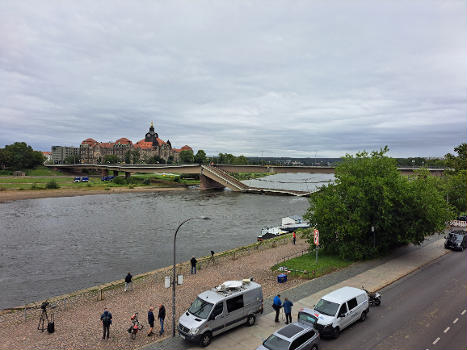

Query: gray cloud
left=0, top=0, right=465, bottom=157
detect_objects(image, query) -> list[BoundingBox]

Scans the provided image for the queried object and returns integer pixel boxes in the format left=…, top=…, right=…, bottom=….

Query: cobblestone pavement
left=0, top=238, right=309, bottom=350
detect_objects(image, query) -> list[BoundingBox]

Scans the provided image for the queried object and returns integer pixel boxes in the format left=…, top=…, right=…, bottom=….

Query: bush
left=45, top=179, right=60, bottom=189
left=143, top=178, right=151, bottom=185
left=112, top=176, right=126, bottom=185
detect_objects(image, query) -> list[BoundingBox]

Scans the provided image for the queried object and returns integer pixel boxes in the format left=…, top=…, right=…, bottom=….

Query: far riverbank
left=0, top=186, right=187, bottom=203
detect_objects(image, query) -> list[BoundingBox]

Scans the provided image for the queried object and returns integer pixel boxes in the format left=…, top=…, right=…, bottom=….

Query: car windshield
left=298, top=312, right=317, bottom=325
left=263, top=334, right=291, bottom=350
left=188, top=297, right=214, bottom=319
left=314, top=299, right=339, bottom=316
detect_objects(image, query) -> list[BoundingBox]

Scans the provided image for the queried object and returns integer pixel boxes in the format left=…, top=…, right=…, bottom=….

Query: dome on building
left=115, top=137, right=132, bottom=145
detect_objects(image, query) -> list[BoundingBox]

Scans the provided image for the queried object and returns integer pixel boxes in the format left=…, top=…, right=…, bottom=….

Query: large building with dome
left=79, top=122, right=192, bottom=164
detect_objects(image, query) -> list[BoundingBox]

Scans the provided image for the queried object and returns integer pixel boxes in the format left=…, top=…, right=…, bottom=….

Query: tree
left=304, top=147, right=453, bottom=260
left=233, top=155, right=248, bottom=165
left=146, top=155, right=163, bottom=164
left=445, top=143, right=467, bottom=173
left=179, top=150, right=194, bottom=163
left=194, top=150, right=207, bottom=164
left=218, top=153, right=235, bottom=164
left=63, top=155, right=80, bottom=164
left=1, top=142, right=45, bottom=169
left=103, top=155, right=119, bottom=164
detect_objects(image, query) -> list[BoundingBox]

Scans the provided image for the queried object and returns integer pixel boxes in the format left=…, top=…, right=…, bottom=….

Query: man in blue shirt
left=283, top=297, right=294, bottom=324
left=273, top=294, right=282, bottom=322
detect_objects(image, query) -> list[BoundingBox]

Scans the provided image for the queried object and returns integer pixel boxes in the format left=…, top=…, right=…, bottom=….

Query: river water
left=0, top=173, right=334, bottom=309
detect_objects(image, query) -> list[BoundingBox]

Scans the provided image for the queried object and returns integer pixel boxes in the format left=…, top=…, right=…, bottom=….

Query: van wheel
left=246, top=314, right=256, bottom=326
left=375, top=298, right=381, bottom=306
left=200, top=332, right=212, bottom=347
left=360, top=311, right=367, bottom=322
left=332, top=327, right=340, bottom=339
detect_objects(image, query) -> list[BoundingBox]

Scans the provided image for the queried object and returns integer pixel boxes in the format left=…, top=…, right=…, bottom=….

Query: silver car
left=257, top=322, right=320, bottom=350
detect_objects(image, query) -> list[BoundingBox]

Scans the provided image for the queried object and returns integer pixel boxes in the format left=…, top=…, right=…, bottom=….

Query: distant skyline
left=1, top=0, right=466, bottom=158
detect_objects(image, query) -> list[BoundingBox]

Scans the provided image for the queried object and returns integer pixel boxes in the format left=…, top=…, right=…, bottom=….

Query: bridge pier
left=125, top=172, right=131, bottom=180
left=101, top=169, right=109, bottom=177
left=113, top=170, right=119, bottom=177
left=199, top=174, right=225, bottom=190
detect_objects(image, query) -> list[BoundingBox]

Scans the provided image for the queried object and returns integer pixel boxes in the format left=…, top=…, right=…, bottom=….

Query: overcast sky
left=0, top=1, right=465, bottom=157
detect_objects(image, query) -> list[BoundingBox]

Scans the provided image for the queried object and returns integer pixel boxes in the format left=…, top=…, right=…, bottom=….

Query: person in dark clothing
left=124, top=272, right=133, bottom=292
left=158, top=304, right=166, bottom=335
left=100, top=308, right=112, bottom=339
left=190, top=256, right=197, bottom=274
left=283, top=297, right=294, bottom=324
left=147, top=307, right=155, bottom=336
left=272, top=294, right=282, bottom=322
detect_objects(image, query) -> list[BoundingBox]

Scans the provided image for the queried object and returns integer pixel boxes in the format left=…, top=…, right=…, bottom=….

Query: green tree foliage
left=194, top=150, right=207, bottom=164
left=63, top=155, right=80, bottom=164
left=304, top=147, right=453, bottom=260
left=445, top=143, right=467, bottom=173
left=103, top=155, right=120, bottom=164
left=441, top=144, right=467, bottom=214
left=233, top=155, right=248, bottom=165
left=216, top=153, right=248, bottom=165
left=146, top=155, right=164, bottom=164
left=444, top=170, right=467, bottom=214
left=0, top=142, right=45, bottom=170
left=179, top=150, right=194, bottom=163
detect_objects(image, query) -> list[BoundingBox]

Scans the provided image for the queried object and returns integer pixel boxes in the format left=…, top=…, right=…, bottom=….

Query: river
left=0, top=173, right=334, bottom=309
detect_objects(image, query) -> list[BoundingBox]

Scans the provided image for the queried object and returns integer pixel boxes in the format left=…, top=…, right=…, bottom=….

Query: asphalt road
left=320, top=250, right=467, bottom=350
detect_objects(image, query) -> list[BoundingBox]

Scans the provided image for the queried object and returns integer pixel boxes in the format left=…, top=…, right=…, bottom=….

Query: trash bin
left=277, top=274, right=287, bottom=283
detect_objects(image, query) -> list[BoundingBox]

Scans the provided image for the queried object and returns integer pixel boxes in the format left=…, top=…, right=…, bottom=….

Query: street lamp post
left=172, top=216, right=210, bottom=337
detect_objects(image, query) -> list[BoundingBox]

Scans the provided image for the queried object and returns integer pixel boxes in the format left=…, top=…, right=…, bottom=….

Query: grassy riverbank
left=0, top=171, right=198, bottom=191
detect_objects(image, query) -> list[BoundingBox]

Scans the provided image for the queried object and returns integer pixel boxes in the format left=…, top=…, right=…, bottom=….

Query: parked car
left=73, top=177, right=81, bottom=183
left=257, top=322, right=319, bottom=350
left=81, top=177, right=89, bottom=182
left=300, top=286, right=369, bottom=338
left=444, top=231, right=467, bottom=251
left=101, top=176, right=115, bottom=181
left=178, top=279, right=263, bottom=347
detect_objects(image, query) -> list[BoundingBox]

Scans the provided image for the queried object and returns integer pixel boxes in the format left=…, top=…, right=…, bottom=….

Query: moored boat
left=257, top=226, right=288, bottom=241
left=280, top=215, right=310, bottom=232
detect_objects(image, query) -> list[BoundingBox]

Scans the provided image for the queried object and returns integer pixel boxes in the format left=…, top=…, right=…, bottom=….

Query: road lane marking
left=433, top=337, right=440, bottom=345
left=461, top=310, right=466, bottom=316
left=453, top=318, right=458, bottom=324
left=443, top=327, right=450, bottom=333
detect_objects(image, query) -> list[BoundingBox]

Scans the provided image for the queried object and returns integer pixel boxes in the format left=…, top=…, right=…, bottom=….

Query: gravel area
left=0, top=238, right=309, bottom=350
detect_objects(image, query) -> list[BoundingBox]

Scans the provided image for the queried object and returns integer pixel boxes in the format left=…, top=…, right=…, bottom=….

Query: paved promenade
left=145, top=233, right=450, bottom=350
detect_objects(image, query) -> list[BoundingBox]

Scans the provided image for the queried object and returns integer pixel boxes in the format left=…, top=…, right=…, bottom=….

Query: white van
left=178, top=279, right=263, bottom=347
left=299, top=286, right=369, bottom=338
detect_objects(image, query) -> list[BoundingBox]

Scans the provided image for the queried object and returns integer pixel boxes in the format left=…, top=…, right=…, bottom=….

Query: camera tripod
left=37, top=308, right=49, bottom=332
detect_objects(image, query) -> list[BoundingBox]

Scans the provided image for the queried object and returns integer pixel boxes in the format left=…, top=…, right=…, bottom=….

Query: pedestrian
left=190, top=256, right=197, bottom=274
left=283, top=297, right=293, bottom=324
left=124, top=272, right=133, bottom=292
left=272, top=294, right=282, bottom=322
left=158, top=304, right=166, bottom=335
left=147, top=307, right=155, bottom=336
left=292, top=231, right=296, bottom=245
left=100, top=308, right=112, bottom=340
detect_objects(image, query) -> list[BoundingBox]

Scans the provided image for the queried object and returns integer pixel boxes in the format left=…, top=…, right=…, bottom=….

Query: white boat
left=280, top=215, right=310, bottom=232
left=257, top=226, right=288, bottom=241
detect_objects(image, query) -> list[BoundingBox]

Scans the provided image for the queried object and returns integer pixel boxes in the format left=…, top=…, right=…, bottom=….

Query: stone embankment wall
left=1, top=233, right=292, bottom=323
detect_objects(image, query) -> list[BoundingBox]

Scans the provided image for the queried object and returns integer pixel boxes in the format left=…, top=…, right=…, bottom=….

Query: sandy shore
left=0, top=238, right=309, bottom=350
left=0, top=186, right=187, bottom=203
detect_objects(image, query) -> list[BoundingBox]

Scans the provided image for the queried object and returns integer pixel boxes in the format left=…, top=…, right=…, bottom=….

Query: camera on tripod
left=38, top=300, right=54, bottom=333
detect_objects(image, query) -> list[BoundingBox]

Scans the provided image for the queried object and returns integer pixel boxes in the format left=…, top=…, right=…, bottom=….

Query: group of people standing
left=99, top=271, right=166, bottom=340
left=99, top=305, right=165, bottom=340
left=272, top=294, right=294, bottom=324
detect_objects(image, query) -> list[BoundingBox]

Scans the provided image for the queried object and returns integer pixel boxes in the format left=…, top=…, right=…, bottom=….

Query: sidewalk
left=145, top=235, right=449, bottom=350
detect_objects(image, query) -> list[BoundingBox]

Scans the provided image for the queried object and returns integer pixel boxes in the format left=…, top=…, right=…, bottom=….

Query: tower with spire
left=145, top=121, right=159, bottom=146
